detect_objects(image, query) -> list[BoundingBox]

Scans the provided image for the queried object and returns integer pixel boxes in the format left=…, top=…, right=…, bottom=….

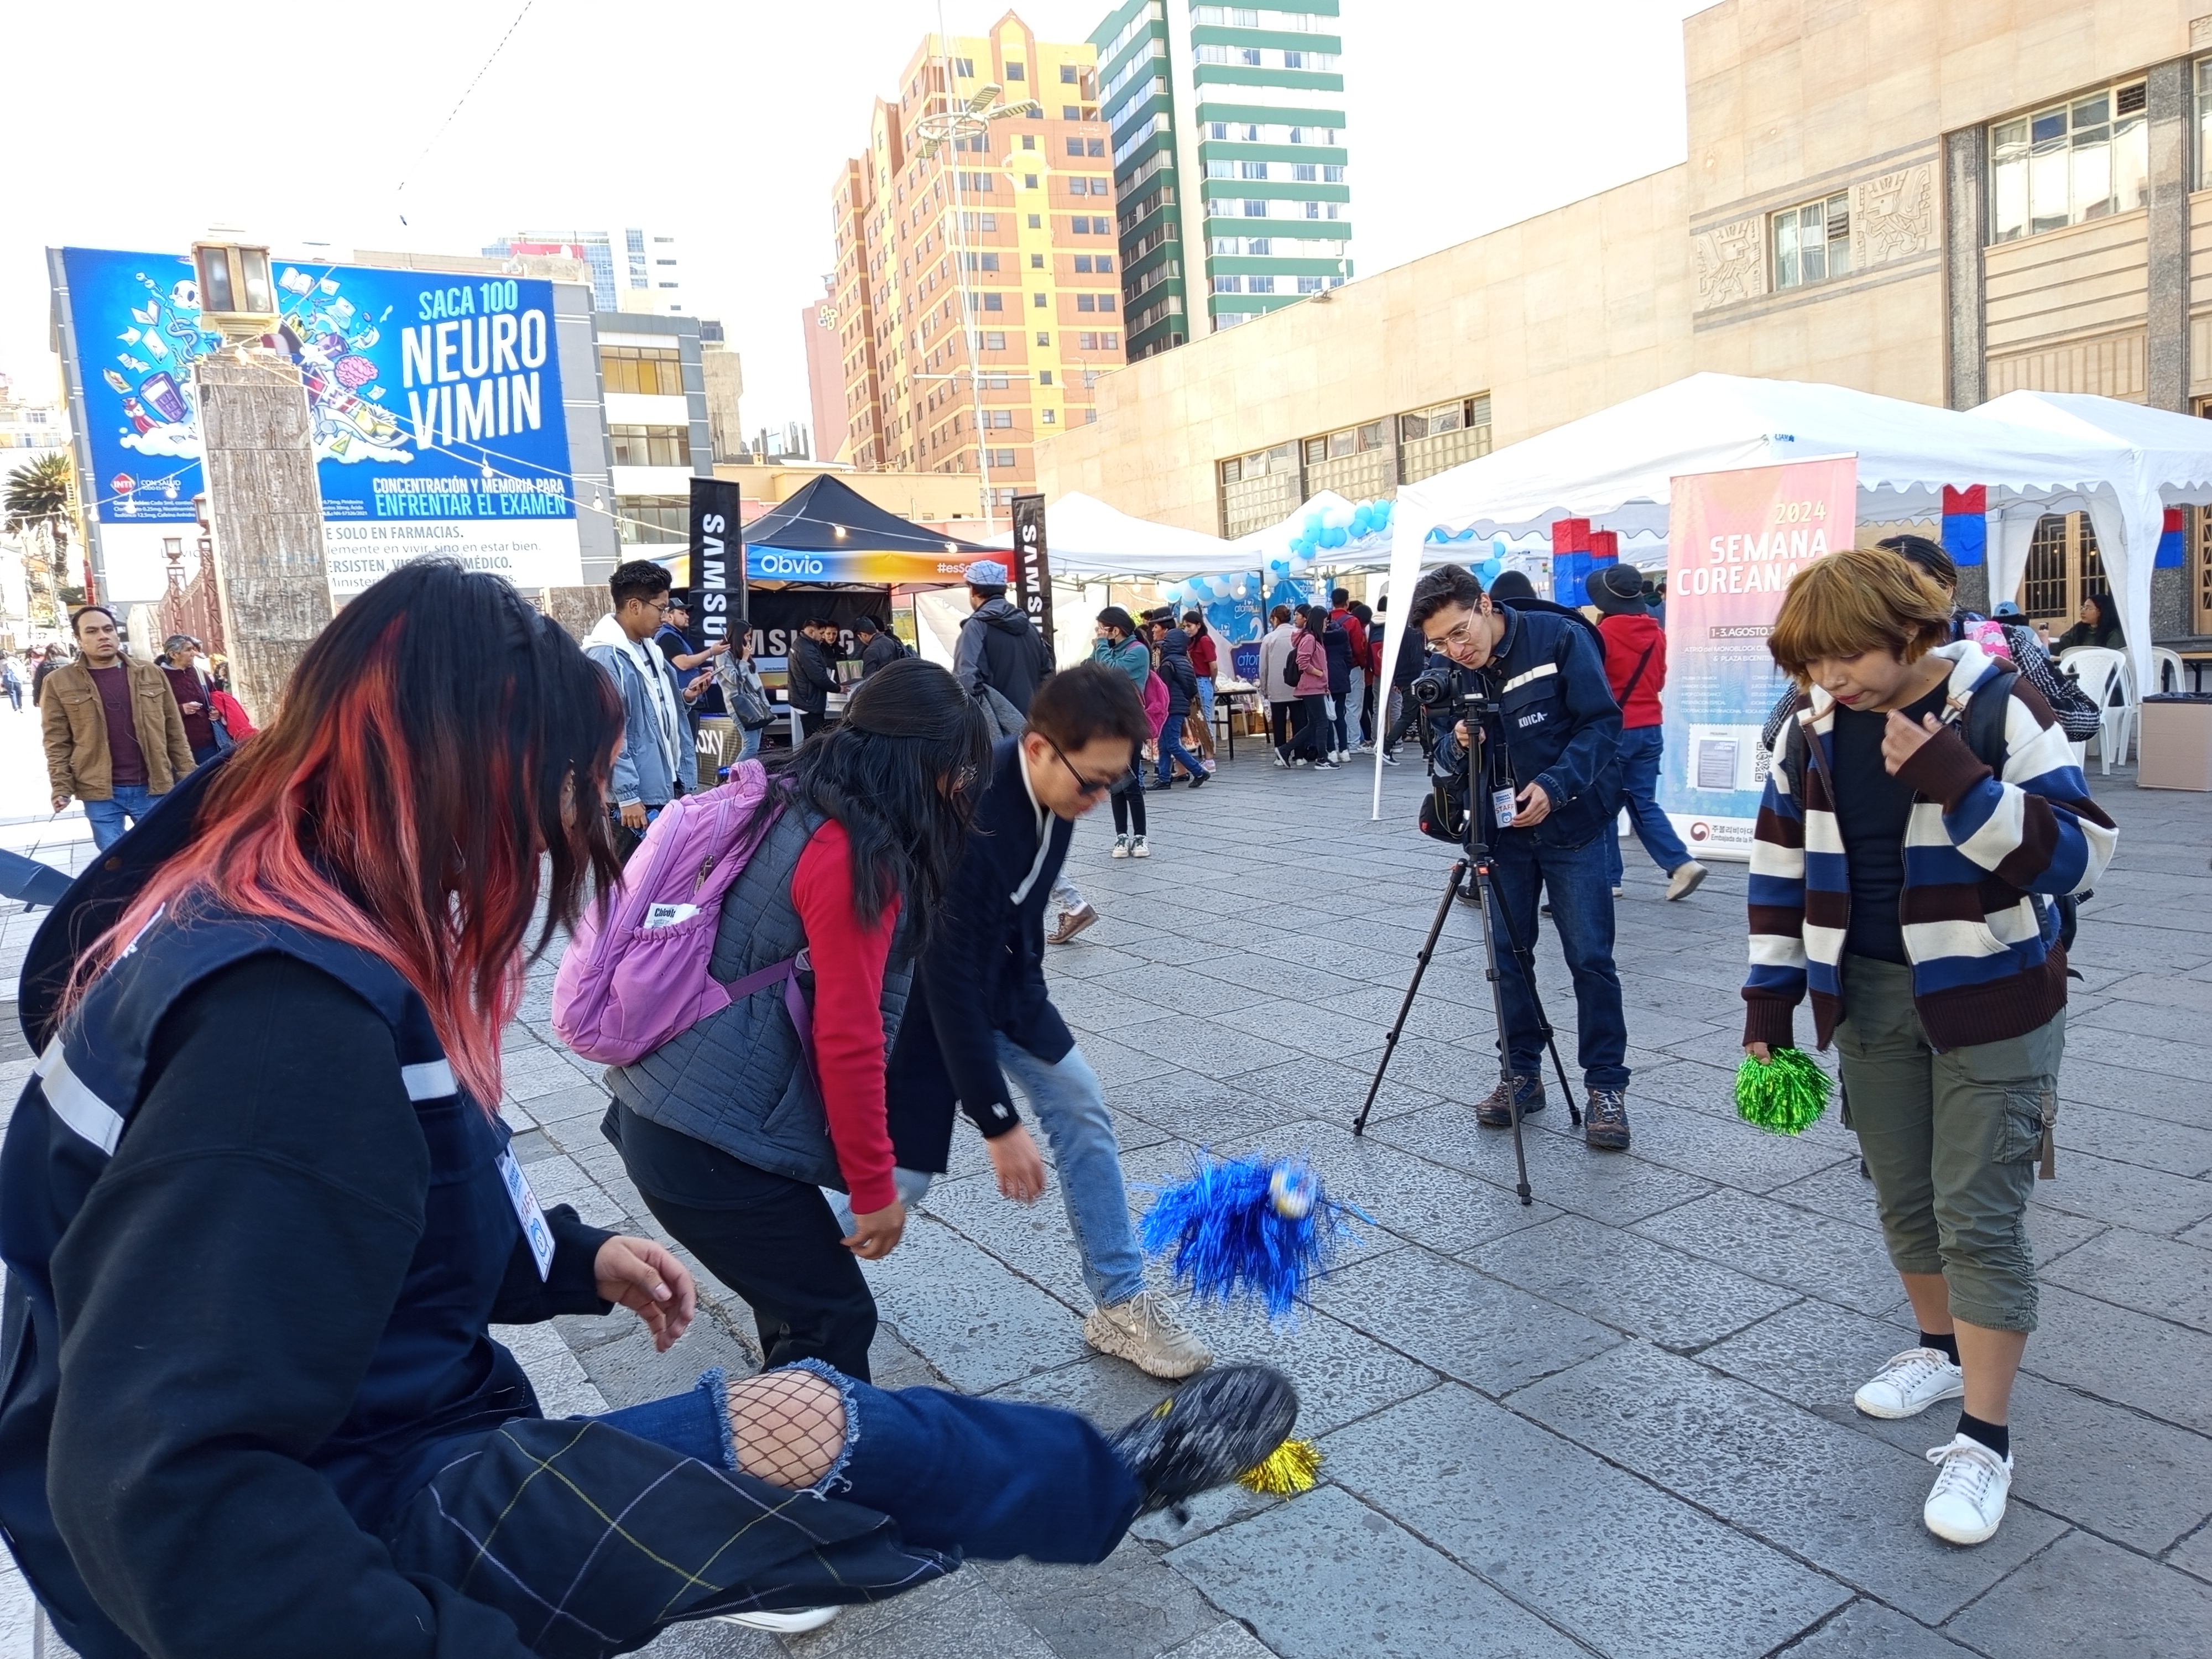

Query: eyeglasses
left=1425, top=612, right=1489, bottom=656
left=646, top=598, right=675, bottom=615
left=1048, top=740, right=1117, bottom=796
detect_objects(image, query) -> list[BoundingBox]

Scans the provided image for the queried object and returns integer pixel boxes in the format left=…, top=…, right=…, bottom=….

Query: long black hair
left=758, top=656, right=990, bottom=938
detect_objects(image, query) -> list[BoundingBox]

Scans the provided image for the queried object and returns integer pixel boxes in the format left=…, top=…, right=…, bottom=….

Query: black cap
left=1589, top=563, right=1647, bottom=615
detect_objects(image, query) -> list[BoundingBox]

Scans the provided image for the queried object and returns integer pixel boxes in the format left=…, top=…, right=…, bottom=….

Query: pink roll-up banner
left=1658, top=455, right=1858, bottom=860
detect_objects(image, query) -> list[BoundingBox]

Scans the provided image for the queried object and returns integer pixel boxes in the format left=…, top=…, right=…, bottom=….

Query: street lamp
left=191, top=240, right=280, bottom=345
left=911, top=66, right=1041, bottom=531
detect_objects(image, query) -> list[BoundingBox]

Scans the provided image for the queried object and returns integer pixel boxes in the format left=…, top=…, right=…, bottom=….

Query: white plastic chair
left=2059, top=647, right=2133, bottom=774
left=2149, top=645, right=2185, bottom=697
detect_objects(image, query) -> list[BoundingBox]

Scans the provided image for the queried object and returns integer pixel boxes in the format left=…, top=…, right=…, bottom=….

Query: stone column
left=194, top=352, right=332, bottom=727
left=2146, top=59, right=2192, bottom=414
left=1943, top=125, right=1987, bottom=411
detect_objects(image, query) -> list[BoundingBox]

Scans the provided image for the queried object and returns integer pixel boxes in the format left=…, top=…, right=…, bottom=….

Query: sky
left=0, top=0, right=1712, bottom=442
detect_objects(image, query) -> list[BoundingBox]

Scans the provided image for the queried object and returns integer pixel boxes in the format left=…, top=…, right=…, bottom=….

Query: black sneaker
left=1186, top=770, right=1208, bottom=790
left=1107, top=1364, right=1300, bottom=1515
left=1475, top=1073, right=1545, bottom=1128
left=1584, top=1087, right=1631, bottom=1151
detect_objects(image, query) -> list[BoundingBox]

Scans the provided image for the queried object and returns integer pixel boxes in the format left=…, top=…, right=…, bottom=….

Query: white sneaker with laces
left=1853, top=1347, right=1965, bottom=1419
left=1130, top=834, right=1151, bottom=858
left=1922, top=1434, right=2013, bottom=1545
left=718, top=1606, right=842, bottom=1633
left=1111, top=834, right=1131, bottom=859
left=1083, top=1290, right=1213, bottom=1379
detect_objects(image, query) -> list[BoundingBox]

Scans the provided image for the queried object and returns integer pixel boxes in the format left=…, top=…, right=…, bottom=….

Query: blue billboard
left=60, top=247, right=582, bottom=597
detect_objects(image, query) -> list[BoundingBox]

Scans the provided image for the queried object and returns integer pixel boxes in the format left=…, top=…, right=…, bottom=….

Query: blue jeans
left=1603, top=724, right=1692, bottom=884
left=83, top=784, right=159, bottom=852
left=736, top=723, right=764, bottom=765
left=827, top=1037, right=1145, bottom=1308
left=1488, top=831, right=1629, bottom=1091
left=1194, top=676, right=1215, bottom=727
left=1156, top=721, right=1206, bottom=785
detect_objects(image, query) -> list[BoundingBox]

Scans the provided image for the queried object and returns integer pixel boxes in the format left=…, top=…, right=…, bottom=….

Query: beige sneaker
left=1048, top=903, right=1100, bottom=945
left=1665, top=861, right=1709, bottom=901
left=1084, top=1291, right=1214, bottom=1380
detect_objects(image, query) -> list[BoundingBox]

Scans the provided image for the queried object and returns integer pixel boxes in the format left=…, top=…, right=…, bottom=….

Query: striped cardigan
left=1744, top=640, right=2118, bottom=1053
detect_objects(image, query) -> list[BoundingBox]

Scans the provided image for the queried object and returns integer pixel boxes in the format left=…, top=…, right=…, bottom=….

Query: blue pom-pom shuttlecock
left=1139, top=1154, right=1366, bottom=1321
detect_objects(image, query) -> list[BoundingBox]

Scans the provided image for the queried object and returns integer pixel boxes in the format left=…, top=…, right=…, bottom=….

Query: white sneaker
left=1611, top=885, right=1625, bottom=898
left=1665, top=861, right=1709, bottom=901
left=718, top=1606, right=842, bottom=1633
left=1130, top=835, right=1150, bottom=858
left=1853, top=1347, right=1965, bottom=1420
left=1083, top=1290, right=1213, bottom=1379
left=1112, top=834, right=1131, bottom=859
left=1272, top=753, right=1288, bottom=767
left=1922, top=1434, right=2013, bottom=1545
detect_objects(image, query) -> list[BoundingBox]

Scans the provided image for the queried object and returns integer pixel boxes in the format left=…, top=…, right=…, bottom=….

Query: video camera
left=1407, top=659, right=1491, bottom=716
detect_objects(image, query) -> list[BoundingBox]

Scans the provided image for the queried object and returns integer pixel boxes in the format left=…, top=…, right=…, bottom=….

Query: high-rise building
left=1090, top=0, right=1350, bottom=359
left=821, top=14, right=1126, bottom=513
left=483, top=229, right=686, bottom=316
left=802, top=276, right=851, bottom=464
left=698, top=319, right=746, bottom=463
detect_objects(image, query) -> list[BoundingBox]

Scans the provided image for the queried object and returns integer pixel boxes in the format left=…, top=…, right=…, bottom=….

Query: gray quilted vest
left=604, top=805, right=911, bottom=1192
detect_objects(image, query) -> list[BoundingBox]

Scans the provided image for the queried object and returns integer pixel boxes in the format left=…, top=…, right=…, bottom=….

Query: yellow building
left=824, top=13, right=1129, bottom=515
left=1039, top=0, right=2212, bottom=639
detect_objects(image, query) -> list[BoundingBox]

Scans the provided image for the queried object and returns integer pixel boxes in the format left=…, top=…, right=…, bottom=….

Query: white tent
left=1373, top=372, right=2185, bottom=811
left=1040, top=491, right=1240, bottom=577
left=1973, top=390, right=2212, bottom=685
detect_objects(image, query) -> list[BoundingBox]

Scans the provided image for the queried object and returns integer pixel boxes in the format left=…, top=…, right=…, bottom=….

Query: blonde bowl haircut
left=1767, top=546, right=1953, bottom=688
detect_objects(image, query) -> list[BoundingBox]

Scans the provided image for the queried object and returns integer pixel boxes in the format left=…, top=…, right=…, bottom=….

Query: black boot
left=1105, top=1364, right=1300, bottom=1514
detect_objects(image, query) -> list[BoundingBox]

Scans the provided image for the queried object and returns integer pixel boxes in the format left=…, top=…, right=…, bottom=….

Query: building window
left=614, top=494, right=688, bottom=545
left=1240, top=160, right=1268, bottom=179
left=1208, top=121, right=1228, bottom=139
left=952, top=56, right=975, bottom=77
left=1037, top=331, right=1051, bottom=344
left=1292, top=163, right=1317, bottom=182
left=1398, top=394, right=1495, bottom=485
left=1991, top=82, right=2149, bottom=243
left=1074, top=254, right=1094, bottom=272
left=983, top=293, right=1003, bottom=310
left=1207, top=159, right=1234, bottom=179
left=1772, top=192, right=1851, bottom=289
left=608, top=425, right=691, bottom=467
left=1248, top=275, right=1275, bottom=294
left=1214, top=275, right=1241, bottom=293
left=1244, top=199, right=1269, bottom=217
left=1042, top=409, right=1057, bottom=424
left=1239, top=48, right=1262, bottom=66
left=1039, top=370, right=1053, bottom=385
left=1087, top=139, right=1105, bottom=156
left=1197, top=44, right=1227, bottom=64
left=960, top=252, right=1000, bottom=271
left=598, top=344, right=684, bottom=395
left=1061, top=64, right=1079, bottom=83
left=983, top=330, right=1005, bottom=349
left=1031, top=252, right=1046, bottom=268
left=2018, top=512, right=2107, bottom=623
left=1296, top=275, right=1324, bottom=293
left=1322, top=165, right=1344, bottom=182
left=1005, top=61, right=1025, bottom=80
left=1020, top=133, right=1036, bottom=150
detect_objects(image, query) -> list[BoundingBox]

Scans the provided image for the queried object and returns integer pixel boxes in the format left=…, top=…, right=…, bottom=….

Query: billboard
left=1658, top=455, right=1857, bottom=859
left=56, top=247, right=583, bottom=601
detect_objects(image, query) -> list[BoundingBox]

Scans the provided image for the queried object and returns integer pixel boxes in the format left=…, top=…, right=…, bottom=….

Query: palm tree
left=4, top=452, right=76, bottom=627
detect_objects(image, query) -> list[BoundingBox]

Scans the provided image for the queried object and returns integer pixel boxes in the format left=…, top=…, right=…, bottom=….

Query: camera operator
left=1408, top=563, right=1633, bottom=1151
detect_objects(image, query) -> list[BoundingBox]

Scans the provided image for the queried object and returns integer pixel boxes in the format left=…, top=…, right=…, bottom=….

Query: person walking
left=856, top=616, right=907, bottom=677
left=1410, top=564, right=1631, bottom=1149
left=1146, top=614, right=1208, bottom=790
left=1258, top=605, right=1302, bottom=766
left=714, top=623, right=778, bottom=770
left=157, top=634, right=231, bottom=767
left=606, top=660, right=991, bottom=1383
left=1349, top=599, right=1378, bottom=747
left=2, top=654, right=22, bottom=712
left=1329, top=588, right=1369, bottom=754
left=586, top=562, right=695, bottom=852
left=30, top=645, right=65, bottom=708
left=1180, top=611, right=1218, bottom=770
left=885, top=665, right=1213, bottom=1378
left=1321, top=603, right=1355, bottom=761
left=784, top=618, right=842, bottom=742
left=1747, top=546, right=2116, bottom=1547
left=954, top=560, right=1051, bottom=714
left=0, top=562, right=1296, bottom=1657
left=1092, top=608, right=1152, bottom=858
left=1589, top=565, right=1706, bottom=901
left=41, top=606, right=195, bottom=852
left=1291, top=606, right=1335, bottom=768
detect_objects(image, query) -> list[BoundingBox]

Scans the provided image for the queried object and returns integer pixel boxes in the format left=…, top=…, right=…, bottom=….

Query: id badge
left=1491, top=787, right=1517, bottom=828
left=498, top=1149, right=556, bottom=1281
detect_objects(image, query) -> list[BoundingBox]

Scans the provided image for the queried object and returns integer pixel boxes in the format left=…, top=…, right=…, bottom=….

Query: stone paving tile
left=1631, top=1188, right=1908, bottom=1317
left=1612, top=1086, right=1860, bottom=1194
left=1196, top=1304, right=1441, bottom=1439
left=1777, top=1600, right=1981, bottom=1657
left=1314, top=1246, right=1623, bottom=1397
left=1506, top=1342, right=2067, bottom=1625
left=2052, top=1103, right=2212, bottom=1181
left=1165, top=1485, right=1588, bottom=1659
left=2024, top=1147, right=2212, bottom=1237
left=2041, top=1225, right=2212, bottom=1335
left=855, top=1215, right=1092, bottom=1393
left=1326, top=1385, right=1851, bottom=1659
left=2022, top=1285, right=2212, bottom=1436
left=1474, top=1212, right=1802, bottom=1352
left=783, top=1574, right=1056, bottom=1659
left=976, top=1541, right=1222, bottom=1659
left=2171, top=1521, right=2212, bottom=1585
left=1944, top=1528, right=2212, bottom=1658
left=1157, top=1622, right=1275, bottom=1659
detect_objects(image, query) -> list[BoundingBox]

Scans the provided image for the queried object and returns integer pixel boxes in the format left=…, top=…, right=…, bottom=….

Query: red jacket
left=1186, top=630, right=1217, bottom=677
left=1597, top=612, right=1667, bottom=728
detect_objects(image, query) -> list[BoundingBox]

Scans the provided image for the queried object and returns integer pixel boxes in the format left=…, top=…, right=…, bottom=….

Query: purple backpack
left=553, top=762, right=813, bottom=1066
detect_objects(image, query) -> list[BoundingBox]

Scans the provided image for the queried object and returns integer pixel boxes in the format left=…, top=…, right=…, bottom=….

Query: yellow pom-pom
left=1237, top=1437, right=1322, bottom=1496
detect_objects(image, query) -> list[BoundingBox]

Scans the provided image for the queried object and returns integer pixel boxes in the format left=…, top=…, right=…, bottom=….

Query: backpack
left=552, top=761, right=816, bottom=1065
left=1778, top=670, right=2083, bottom=955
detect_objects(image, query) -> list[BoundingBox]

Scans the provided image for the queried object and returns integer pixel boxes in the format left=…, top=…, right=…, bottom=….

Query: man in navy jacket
left=885, top=665, right=1212, bottom=1379
left=1411, top=563, right=1633, bottom=1151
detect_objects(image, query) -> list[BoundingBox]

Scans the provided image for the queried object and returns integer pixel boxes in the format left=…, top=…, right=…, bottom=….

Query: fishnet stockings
left=728, top=1368, right=848, bottom=1489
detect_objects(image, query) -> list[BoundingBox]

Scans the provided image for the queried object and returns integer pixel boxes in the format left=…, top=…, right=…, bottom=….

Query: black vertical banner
left=1011, top=492, right=1054, bottom=669
left=690, top=476, right=745, bottom=641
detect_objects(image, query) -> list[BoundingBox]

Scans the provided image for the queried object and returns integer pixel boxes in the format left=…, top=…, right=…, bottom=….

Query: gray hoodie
left=585, top=613, right=688, bottom=807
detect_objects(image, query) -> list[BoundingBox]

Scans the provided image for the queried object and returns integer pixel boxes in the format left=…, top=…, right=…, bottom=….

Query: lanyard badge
left=497, top=1149, right=555, bottom=1281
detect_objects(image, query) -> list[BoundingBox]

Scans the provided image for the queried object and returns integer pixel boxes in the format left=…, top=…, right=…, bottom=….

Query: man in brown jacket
left=43, top=605, right=197, bottom=851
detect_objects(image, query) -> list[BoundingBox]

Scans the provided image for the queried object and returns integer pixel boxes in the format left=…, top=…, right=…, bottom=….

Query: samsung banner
left=56, top=247, right=583, bottom=602
left=690, top=477, right=744, bottom=645
left=1010, top=493, right=1055, bottom=670
left=1658, top=455, right=1857, bottom=859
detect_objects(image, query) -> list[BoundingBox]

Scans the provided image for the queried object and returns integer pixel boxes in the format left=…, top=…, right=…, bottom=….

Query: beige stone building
left=1039, top=0, right=2212, bottom=637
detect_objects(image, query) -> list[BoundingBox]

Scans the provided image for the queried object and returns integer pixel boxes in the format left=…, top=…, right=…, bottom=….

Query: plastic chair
left=2059, top=648, right=2132, bottom=774
left=2149, top=646, right=2186, bottom=697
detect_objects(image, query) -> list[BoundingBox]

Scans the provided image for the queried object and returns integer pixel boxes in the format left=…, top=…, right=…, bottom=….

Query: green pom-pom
left=1735, top=1048, right=1831, bottom=1135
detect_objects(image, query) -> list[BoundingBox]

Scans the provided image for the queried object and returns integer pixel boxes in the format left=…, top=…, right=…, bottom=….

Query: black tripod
left=1352, top=715, right=1579, bottom=1207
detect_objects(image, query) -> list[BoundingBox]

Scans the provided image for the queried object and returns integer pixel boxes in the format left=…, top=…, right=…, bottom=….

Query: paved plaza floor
left=3, top=729, right=2209, bottom=1657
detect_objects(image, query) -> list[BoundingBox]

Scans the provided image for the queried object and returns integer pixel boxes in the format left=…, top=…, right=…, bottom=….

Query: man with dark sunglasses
left=883, top=664, right=1213, bottom=1379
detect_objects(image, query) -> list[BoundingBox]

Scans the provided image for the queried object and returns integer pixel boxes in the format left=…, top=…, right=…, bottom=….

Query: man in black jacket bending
left=953, top=560, right=1050, bottom=713
left=884, top=664, right=1211, bottom=1379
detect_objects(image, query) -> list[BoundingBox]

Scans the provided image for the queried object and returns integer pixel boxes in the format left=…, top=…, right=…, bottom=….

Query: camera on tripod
left=1407, top=660, right=1491, bottom=716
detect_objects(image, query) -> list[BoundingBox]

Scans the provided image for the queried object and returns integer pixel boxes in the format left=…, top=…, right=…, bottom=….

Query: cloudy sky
left=1, top=0, right=1709, bottom=440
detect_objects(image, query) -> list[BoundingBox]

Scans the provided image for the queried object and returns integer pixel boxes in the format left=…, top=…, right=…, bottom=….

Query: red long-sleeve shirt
left=791, top=821, right=901, bottom=1214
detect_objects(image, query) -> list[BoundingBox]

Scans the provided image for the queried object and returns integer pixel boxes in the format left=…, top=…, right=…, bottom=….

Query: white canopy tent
left=1039, top=491, right=1241, bottom=578
left=1370, top=371, right=2185, bottom=815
